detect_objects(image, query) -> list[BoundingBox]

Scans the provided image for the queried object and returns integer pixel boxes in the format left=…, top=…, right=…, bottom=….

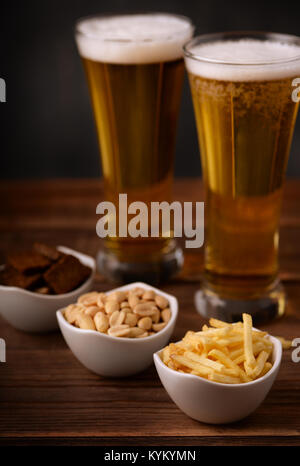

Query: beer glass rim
left=183, top=31, right=300, bottom=66
left=75, top=11, right=194, bottom=43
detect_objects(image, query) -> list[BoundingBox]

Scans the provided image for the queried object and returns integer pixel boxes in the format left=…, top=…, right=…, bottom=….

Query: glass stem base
left=97, top=243, right=183, bottom=285
left=195, top=280, right=286, bottom=325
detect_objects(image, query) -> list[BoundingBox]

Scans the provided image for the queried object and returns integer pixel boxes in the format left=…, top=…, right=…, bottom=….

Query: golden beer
left=82, top=57, right=184, bottom=257
left=76, top=13, right=193, bottom=281
left=185, top=33, right=300, bottom=321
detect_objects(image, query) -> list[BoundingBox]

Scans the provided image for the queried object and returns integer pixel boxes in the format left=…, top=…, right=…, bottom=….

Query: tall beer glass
left=184, top=32, right=300, bottom=323
left=75, top=13, right=193, bottom=283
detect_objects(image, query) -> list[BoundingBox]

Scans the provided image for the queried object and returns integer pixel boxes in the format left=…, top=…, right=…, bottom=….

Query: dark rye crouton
left=0, top=266, right=42, bottom=290
left=33, top=242, right=62, bottom=262
left=7, top=251, right=51, bottom=274
left=43, top=254, right=91, bottom=294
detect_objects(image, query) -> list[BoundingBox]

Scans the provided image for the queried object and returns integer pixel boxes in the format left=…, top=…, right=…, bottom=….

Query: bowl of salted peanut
left=57, top=282, right=178, bottom=377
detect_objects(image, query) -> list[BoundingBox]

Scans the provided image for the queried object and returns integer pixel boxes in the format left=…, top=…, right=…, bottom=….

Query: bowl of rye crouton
left=0, top=243, right=95, bottom=333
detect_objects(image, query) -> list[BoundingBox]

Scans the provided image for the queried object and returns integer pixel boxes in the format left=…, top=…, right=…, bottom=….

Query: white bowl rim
left=56, top=281, right=178, bottom=344
left=153, top=331, right=282, bottom=388
left=0, top=245, right=96, bottom=300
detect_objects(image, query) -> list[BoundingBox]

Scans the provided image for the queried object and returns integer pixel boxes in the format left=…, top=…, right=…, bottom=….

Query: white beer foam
left=185, top=39, right=300, bottom=81
left=76, top=14, right=194, bottom=64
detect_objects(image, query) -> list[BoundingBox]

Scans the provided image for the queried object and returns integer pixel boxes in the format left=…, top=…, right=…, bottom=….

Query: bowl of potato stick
left=154, top=313, right=282, bottom=424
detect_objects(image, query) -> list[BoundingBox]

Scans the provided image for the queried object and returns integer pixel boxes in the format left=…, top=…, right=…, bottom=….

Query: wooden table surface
left=0, top=178, right=300, bottom=446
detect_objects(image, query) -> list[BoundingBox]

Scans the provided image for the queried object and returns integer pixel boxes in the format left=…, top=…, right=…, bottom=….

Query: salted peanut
left=138, top=316, right=153, bottom=330
left=128, top=327, right=145, bottom=337
left=128, top=292, right=140, bottom=308
left=109, top=310, right=126, bottom=327
left=152, top=322, right=167, bottom=332
left=144, top=300, right=156, bottom=307
left=77, top=313, right=96, bottom=330
left=108, top=324, right=130, bottom=337
left=137, top=331, right=148, bottom=338
left=124, top=313, right=138, bottom=327
left=151, top=308, right=160, bottom=324
left=78, top=292, right=99, bottom=307
left=94, top=312, right=109, bottom=333
left=149, top=332, right=156, bottom=336
left=120, top=301, right=129, bottom=309
left=107, top=291, right=127, bottom=303
left=121, top=307, right=132, bottom=314
left=132, top=287, right=144, bottom=297
left=105, top=300, right=119, bottom=315
left=64, top=304, right=84, bottom=324
left=142, top=290, right=156, bottom=301
left=97, top=293, right=107, bottom=307
left=85, top=306, right=102, bottom=318
left=155, top=294, right=169, bottom=310
left=80, top=295, right=99, bottom=307
left=133, top=302, right=157, bottom=317
left=161, top=308, right=171, bottom=323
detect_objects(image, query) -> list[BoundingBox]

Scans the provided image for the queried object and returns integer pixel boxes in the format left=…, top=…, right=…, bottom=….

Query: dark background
left=1, top=0, right=300, bottom=179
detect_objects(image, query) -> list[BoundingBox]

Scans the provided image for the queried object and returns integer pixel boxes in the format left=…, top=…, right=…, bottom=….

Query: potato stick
left=213, top=338, right=231, bottom=347
left=209, top=318, right=230, bottom=328
left=184, top=351, right=225, bottom=372
left=229, top=346, right=244, bottom=360
left=222, top=367, right=244, bottom=377
left=226, top=336, right=244, bottom=347
left=161, top=346, right=170, bottom=364
left=168, top=342, right=180, bottom=352
left=171, top=354, right=213, bottom=377
left=243, top=313, right=256, bottom=368
left=182, top=331, right=201, bottom=345
left=234, top=355, right=247, bottom=366
left=171, top=342, right=186, bottom=355
left=208, top=349, right=251, bottom=382
left=167, top=361, right=178, bottom=371
left=208, top=339, right=230, bottom=355
left=233, top=322, right=243, bottom=328
left=233, top=327, right=268, bottom=340
left=185, top=333, right=217, bottom=353
left=213, top=336, right=244, bottom=348
left=253, top=331, right=268, bottom=339
left=208, top=349, right=239, bottom=372
left=202, top=324, right=210, bottom=331
left=245, top=350, right=270, bottom=379
left=179, top=342, right=194, bottom=352
left=208, top=372, right=241, bottom=384
left=196, top=327, right=231, bottom=337
left=260, top=361, right=272, bottom=377
left=183, top=331, right=201, bottom=343
left=275, top=336, right=293, bottom=350
left=183, top=334, right=205, bottom=353
left=195, top=336, right=211, bottom=354
left=190, top=370, right=209, bottom=379
left=232, top=341, right=269, bottom=365
left=195, top=335, right=230, bottom=354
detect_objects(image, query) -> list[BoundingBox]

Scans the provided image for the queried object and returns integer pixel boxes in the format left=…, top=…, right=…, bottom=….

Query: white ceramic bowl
left=0, top=246, right=95, bottom=333
left=57, top=282, right=178, bottom=377
left=154, top=333, right=282, bottom=424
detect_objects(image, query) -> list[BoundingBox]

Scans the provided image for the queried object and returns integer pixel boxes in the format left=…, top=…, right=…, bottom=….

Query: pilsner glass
left=184, top=32, right=300, bottom=323
left=75, top=13, right=194, bottom=283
